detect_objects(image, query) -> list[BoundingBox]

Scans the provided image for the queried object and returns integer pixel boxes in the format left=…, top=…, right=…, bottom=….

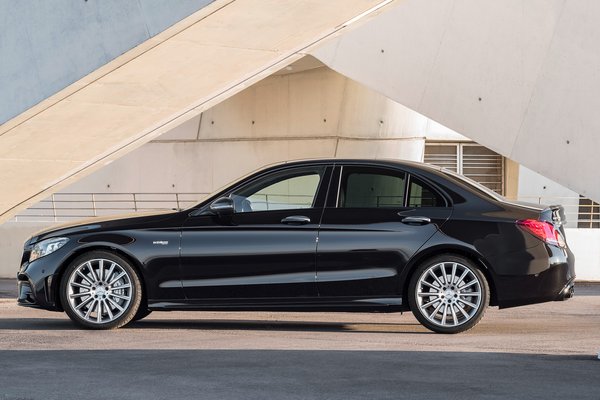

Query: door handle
left=401, top=216, right=431, bottom=225
left=281, top=215, right=311, bottom=225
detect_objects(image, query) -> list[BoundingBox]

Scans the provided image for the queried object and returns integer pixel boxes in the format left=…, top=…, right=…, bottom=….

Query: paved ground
left=0, top=279, right=599, bottom=399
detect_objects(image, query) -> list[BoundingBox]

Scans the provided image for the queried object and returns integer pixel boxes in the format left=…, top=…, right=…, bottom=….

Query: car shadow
left=127, top=318, right=430, bottom=334
left=0, top=316, right=429, bottom=334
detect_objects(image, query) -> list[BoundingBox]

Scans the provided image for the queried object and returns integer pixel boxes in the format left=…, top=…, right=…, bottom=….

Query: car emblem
left=152, top=240, right=169, bottom=245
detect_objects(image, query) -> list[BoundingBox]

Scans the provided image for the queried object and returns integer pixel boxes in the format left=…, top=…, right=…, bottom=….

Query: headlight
left=29, top=237, right=69, bottom=262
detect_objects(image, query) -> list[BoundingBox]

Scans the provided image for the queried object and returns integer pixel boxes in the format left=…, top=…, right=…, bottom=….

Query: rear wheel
left=60, top=251, right=142, bottom=329
left=408, top=255, right=489, bottom=334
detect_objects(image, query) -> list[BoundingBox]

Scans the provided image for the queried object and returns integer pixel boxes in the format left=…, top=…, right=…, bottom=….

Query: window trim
left=227, top=165, right=330, bottom=214
left=332, top=164, right=450, bottom=210
left=337, top=165, right=407, bottom=209
left=407, top=174, right=449, bottom=208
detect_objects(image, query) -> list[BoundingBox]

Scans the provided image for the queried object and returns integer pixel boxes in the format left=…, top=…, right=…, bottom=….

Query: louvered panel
left=424, top=144, right=458, bottom=172
left=462, top=145, right=504, bottom=194
left=425, top=142, right=505, bottom=195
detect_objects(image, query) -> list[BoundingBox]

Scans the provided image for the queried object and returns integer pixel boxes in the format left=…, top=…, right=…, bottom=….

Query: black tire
left=60, top=250, right=142, bottom=330
left=408, top=254, right=489, bottom=334
left=132, top=308, right=152, bottom=322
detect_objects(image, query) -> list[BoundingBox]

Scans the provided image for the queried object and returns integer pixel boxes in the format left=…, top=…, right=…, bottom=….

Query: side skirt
left=148, top=296, right=407, bottom=313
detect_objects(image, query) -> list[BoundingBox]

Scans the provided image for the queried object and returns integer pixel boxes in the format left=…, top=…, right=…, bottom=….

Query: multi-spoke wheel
left=408, top=255, right=489, bottom=334
left=60, top=251, right=141, bottom=329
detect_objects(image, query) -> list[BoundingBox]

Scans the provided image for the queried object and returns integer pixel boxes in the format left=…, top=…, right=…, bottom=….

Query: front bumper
left=17, top=257, right=63, bottom=311
left=16, top=279, right=36, bottom=306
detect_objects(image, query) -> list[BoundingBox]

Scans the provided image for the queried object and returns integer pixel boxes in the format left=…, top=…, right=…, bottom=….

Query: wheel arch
left=401, top=245, right=498, bottom=308
left=53, top=244, right=148, bottom=312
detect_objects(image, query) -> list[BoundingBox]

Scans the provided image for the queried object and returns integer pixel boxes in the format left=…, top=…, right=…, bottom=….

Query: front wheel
left=60, top=251, right=142, bottom=329
left=408, top=255, right=489, bottom=334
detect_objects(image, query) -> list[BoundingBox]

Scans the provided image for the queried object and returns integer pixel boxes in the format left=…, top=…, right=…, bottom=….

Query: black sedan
left=16, top=159, right=575, bottom=333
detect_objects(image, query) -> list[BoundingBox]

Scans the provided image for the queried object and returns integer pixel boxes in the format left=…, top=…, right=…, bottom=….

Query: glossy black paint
left=17, top=159, right=575, bottom=315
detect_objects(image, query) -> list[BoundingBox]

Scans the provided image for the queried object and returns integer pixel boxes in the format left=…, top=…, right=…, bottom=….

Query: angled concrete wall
left=64, top=63, right=427, bottom=195
left=311, top=0, right=600, bottom=203
left=0, top=0, right=214, bottom=124
left=0, top=63, right=429, bottom=277
left=0, top=0, right=393, bottom=224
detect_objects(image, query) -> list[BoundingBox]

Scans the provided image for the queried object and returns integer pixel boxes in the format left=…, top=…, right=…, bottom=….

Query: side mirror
left=209, top=197, right=235, bottom=216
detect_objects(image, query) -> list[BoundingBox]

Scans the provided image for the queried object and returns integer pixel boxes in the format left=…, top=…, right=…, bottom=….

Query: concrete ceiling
left=0, top=0, right=395, bottom=223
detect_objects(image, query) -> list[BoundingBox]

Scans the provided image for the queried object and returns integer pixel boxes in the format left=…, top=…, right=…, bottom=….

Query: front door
left=316, top=165, right=452, bottom=298
left=180, top=165, right=331, bottom=300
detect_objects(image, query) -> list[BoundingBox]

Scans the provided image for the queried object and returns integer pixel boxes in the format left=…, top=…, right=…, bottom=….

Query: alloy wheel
left=415, top=261, right=482, bottom=328
left=66, top=258, right=133, bottom=324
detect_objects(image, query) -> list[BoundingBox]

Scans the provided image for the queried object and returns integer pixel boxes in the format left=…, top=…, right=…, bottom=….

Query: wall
left=312, top=0, right=600, bottom=203
left=518, top=166, right=580, bottom=227
left=0, top=0, right=214, bottom=124
left=3, top=63, right=596, bottom=282
left=565, top=229, right=600, bottom=281
left=0, top=64, right=428, bottom=277
left=0, top=221, right=50, bottom=275
left=64, top=65, right=427, bottom=195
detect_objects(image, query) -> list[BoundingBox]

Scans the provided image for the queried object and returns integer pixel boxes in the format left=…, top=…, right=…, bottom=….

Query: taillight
left=517, top=219, right=566, bottom=248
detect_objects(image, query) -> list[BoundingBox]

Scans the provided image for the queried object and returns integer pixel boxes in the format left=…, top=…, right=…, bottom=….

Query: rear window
left=408, top=177, right=445, bottom=207
left=342, top=170, right=406, bottom=208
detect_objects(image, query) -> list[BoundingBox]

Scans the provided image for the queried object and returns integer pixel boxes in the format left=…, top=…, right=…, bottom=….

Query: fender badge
left=153, top=241, right=169, bottom=245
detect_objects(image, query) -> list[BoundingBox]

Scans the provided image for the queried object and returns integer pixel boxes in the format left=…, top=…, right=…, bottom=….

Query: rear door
left=316, top=165, right=452, bottom=297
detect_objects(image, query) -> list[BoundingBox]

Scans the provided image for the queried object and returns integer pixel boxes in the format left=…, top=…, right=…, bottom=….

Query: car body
left=17, top=159, right=575, bottom=333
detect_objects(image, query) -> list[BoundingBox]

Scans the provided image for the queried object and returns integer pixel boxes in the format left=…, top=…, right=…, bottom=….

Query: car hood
left=28, top=210, right=178, bottom=244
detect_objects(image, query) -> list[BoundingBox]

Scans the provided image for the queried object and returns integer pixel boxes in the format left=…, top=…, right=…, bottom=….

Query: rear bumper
left=493, top=244, right=575, bottom=309
left=556, top=280, right=575, bottom=301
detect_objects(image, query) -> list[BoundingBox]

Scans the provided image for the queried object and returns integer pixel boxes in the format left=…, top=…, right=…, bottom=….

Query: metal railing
left=13, top=192, right=209, bottom=222
left=11, top=192, right=600, bottom=228
left=509, top=196, right=600, bottom=228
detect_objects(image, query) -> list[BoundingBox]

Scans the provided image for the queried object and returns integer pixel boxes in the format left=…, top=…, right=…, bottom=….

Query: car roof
left=276, top=158, right=444, bottom=172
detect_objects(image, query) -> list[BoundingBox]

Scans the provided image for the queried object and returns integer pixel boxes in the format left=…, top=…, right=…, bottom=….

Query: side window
left=408, top=177, right=445, bottom=207
left=231, top=167, right=324, bottom=213
left=340, top=168, right=406, bottom=208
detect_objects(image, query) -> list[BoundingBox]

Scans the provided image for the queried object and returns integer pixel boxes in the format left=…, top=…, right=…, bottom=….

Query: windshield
left=441, top=168, right=506, bottom=202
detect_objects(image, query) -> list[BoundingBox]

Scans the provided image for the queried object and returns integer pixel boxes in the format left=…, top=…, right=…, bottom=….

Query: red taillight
left=517, top=219, right=566, bottom=248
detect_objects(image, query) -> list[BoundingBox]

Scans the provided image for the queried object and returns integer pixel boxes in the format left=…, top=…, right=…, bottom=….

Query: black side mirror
left=209, top=197, right=235, bottom=216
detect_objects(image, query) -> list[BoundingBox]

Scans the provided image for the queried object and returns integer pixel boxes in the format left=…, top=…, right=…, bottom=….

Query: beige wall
left=1, top=64, right=429, bottom=277
left=64, top=64, right=427, bottom=196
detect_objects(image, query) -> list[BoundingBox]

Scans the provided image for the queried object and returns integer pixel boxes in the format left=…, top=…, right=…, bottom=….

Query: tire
left=60, top=250, right=142, bottom=330
left=408, top=254, right=489, bottom=334
left=132, top=308, right=152, bottom=322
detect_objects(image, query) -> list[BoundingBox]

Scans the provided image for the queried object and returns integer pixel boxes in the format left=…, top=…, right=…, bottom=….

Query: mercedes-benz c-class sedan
left=16, top=159, right=575, bottom=333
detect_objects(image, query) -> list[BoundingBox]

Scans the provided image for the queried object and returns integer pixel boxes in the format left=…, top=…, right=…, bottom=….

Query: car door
left=316, top=164, right=452, bottom=298
left=180, top=164, right=332, bottom=300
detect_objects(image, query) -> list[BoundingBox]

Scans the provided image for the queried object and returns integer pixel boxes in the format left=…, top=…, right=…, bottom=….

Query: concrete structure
left=311, top=0, right=600, bottom=202
left=1, top=1, right=599, bottom=282
left=3, top=61, right=599, bottom=281
left=0, top=0, right=214, bottom=124
left=0, top=0, right=392, bottom=223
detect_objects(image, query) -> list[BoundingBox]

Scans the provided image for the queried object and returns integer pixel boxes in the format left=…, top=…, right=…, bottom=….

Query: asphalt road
left=0, top=279, right=599, bottom=400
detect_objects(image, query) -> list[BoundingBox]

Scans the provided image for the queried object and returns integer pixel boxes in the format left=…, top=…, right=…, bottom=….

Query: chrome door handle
left=281, top=215, right=311, bottom=225
left=401, top=216, right=431, bottom=225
